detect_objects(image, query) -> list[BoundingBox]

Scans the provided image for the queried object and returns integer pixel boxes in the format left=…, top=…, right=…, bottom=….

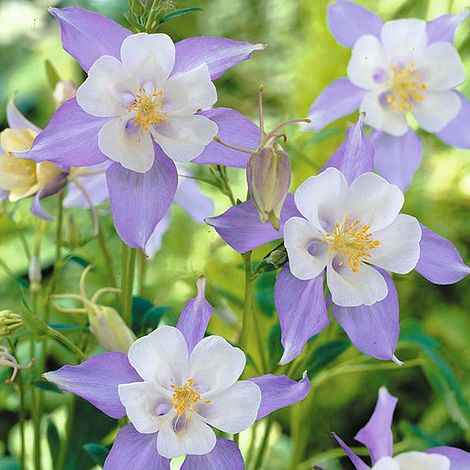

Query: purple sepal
left=426, top=10, right=469, bottom=44
left=275, top=266, right=329, bottom=365
left=6, top=96, right=41, bottom=132
left=437, top=93, right=470, bottom=149
left=249, top=372, right=311, bottom=420
left=193, top=108, right=259, bottom=168
left=31, top=173, right=68, bottom=220
left=49, top=6, right=131, bottom=72
left=206, top=194, right=300, bottom=254
left=174, top=177, right=214, bottom=222
left=355, top=387, right=397, bottom=463
left=327, top=0, right=383, bottom=48
left=16, top=98, right=108, bottom=168
left=371, top=129, right=423, bottom=192
left=416, top=224, right=469, bottom=285
left=104, top=425, right=168, bottom=470
left=331, top=432, right=370, bottom=470
left=322, top=113, right=374, bottom=184
left=106, top=147, right=178, bottom=249
left=305, top=78, right=366, bottom=131
left=174, top=37, right=265, bottom=80
left=43, top=352, right=142, bottom=419
left=427, top=446, right=470, bottom=470
left=181, top=438, right=244, bottom=470
left=176, top=277, right=214, bottom=353
left=332, top=270, right=400, bottom=362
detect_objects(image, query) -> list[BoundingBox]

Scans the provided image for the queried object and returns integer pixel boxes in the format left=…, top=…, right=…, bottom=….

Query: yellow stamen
left=386, top=62, right=427, bottom=113
left=322, top=217, right=380, bottom=273
left=127, top=90, right=167, bottom=131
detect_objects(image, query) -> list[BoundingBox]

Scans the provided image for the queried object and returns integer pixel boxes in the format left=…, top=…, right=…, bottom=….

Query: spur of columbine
left=15, top=6, right=262, bottom=249
left=331, top=386, right=470, bottom=470
left=44, top=278, right=310, bottom=468
left=207, top=116, right=469, bottom=364
left=304, top=0, right=469, bottom=190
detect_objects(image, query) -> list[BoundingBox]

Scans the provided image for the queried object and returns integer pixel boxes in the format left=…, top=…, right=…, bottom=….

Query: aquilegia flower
left=331, top=387, right=470, bottom=470
left=304, top=0, right=470, bottom=190
left=0, top=98, right=67, bottom=219
left=16, top=6, right=261, bottom=249
left=207, top=116, right=469, bottom=364
left=44, top=278, right=310, bottom=468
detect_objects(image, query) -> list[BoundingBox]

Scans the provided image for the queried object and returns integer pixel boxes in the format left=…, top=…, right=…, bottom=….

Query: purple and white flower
left=16, top=6, right=262, bottom=249
left=207, top=116, right=469, bottom=364
left=304, top=0, right=470, bottom=190
left=44, top=278, right=310, bottom=468
left=332, top=386, right=470, bottom=470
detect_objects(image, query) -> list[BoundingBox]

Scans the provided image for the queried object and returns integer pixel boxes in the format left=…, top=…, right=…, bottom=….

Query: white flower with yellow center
left=76, top=33, right=218, bottom=173
left=371, top=451, right=450, bottom=470
left=348, top=19, right=465, bottom=136
left=284, top=168, right=422, bottom=307
left=117, top=326, right=261, bottom=458
left=0, top=128, right=61, bottom=202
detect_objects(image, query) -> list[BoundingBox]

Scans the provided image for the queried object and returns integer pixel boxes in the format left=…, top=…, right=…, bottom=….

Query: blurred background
left=0, top=0, right=469, bottom=468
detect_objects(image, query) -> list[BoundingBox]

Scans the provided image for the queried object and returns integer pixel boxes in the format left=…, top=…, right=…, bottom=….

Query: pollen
left=386, top=62, right=427, bottom=113
left=322, top=217, right=380, bottom=273
left=127, top=90, right=167, bottom=131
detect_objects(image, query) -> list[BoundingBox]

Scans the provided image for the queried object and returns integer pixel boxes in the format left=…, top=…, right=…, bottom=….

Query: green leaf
left=45, top=59, right=61, bottom=89
left=0, top=457, right=20, bottom=470
left=47, top=420, right=61, bottom=467
left=266, top=324, right=283, bottom=368
left=255, top=271, right=276, bottom=317
left=306, top=340, right=350, bottom=375
left=48, top=323, right=88, bottom=332
left=131, top=295, right=154, bottom=332
left=83, top=443, right=109, bottom=466
left=64, top=255, right=91, bottom=269
left=142, top=306, right=170, bottom=331
left=32, top=380, right=62, bottom=394
left=160, top=7, right=203, bottom=23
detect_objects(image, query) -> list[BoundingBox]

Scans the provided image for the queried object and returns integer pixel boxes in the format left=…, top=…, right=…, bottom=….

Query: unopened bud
left=253, top=244, right=288, bottom=275
left=88, top=305, right=136, bottom=353
left=0, top=311, right=23, bottom=336
left=247, top=146, right=291, bottom=230
left=53, top=80, right=76, bottom=107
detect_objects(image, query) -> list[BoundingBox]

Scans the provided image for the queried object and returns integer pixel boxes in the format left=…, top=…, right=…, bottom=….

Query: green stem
left=120, top=243, right=130, bottom=317
left=47, top=327, right=88, bottom=362
left=239, top=252, right=253, bottom=354
left=245, top=420, right=259, bottom=468
left=31, top=387, right=42, bottom=470
left=138, top=250, right=148, bottom=296
left=251, top=416, right=273, bottom=470
left=97, top=218, right=116, bottom=286
left=56, top=396, right=75, bottom=470
left=123, top=248, right=137, bottom=327
left=144, top=0, right=160, bottom=31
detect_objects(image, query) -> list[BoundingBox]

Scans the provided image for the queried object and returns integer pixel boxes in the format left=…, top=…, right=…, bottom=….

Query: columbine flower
left=207, top=116, right=469, bottom=364
left=284, top=167, right=421, bottom=307
left=17, top=6, right=262, bottom=249
left=332, top=387, right=470, bottom=470
left=0, top=98, right=66, bottom=218
left=304, top=0, right=469, bottom=190
left=44, top=278, right=310, bottom=467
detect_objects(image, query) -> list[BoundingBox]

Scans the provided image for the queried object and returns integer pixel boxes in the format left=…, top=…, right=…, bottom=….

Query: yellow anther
left=170, top=378, right=202, bottom=431
left=322, top=217, right=380, bottom=273
left=127, top=90, right=167, bottom=131
left=386, top=62, right=427, bottom=113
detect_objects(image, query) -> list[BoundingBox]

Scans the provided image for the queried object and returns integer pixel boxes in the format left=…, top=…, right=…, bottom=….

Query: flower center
left=127, top=90, right=167, bottom=131
left=170, top=378, right=202, bottom=430
left=386, top=63, right=427, bottom=112
left=322, top=217, right=380, bottom=273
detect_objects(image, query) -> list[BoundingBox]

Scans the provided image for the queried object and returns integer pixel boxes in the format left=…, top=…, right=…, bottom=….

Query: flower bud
left=53, top=80, right=76, bottom=107
left=247, top=146, right=291, bottom=230
left=88, top=305, right=136, bottom=353
left=0, top=311, right=23, bottom=337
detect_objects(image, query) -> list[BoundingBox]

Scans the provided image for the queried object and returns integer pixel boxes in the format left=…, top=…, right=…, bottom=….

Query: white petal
left=189, top=336, right=245, bottom=397
left=381, top=19, right=427, bottom=64
left=197, top=381, right=261, bottom=434
left=371, top=457, right=400, bottom=470
left=157, top=414, right=216, bottom=458
left=127, top=326, right=189, bottom=388
left=345, top=172, right=404, bottom=232
left=152, top=115, right=218, bottom=162
left=413, top=91, right=461, bottom=133
left=118, top=381, right=171, bottom=434
left=418, top=42, right=465, bottom=91
left=369, top=214, right=421, bottom=274
left=294, top=167, right=348, bottom=232
left=327, top=260, right=388, bottom=307
left=164, top=63, right=217, bottom=115
left=284, top=217, right=329, bottom=280
left=347, top=35, right=387, bottom=90
left=76, top=56, right=136, bottom=117
left=361, top=90, right=409, bottom=136
left=120, top=33, right=175, bottom=89
left=394, top=451, right=450, bottom=470
left=98, top=117, right=155, bottom=173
